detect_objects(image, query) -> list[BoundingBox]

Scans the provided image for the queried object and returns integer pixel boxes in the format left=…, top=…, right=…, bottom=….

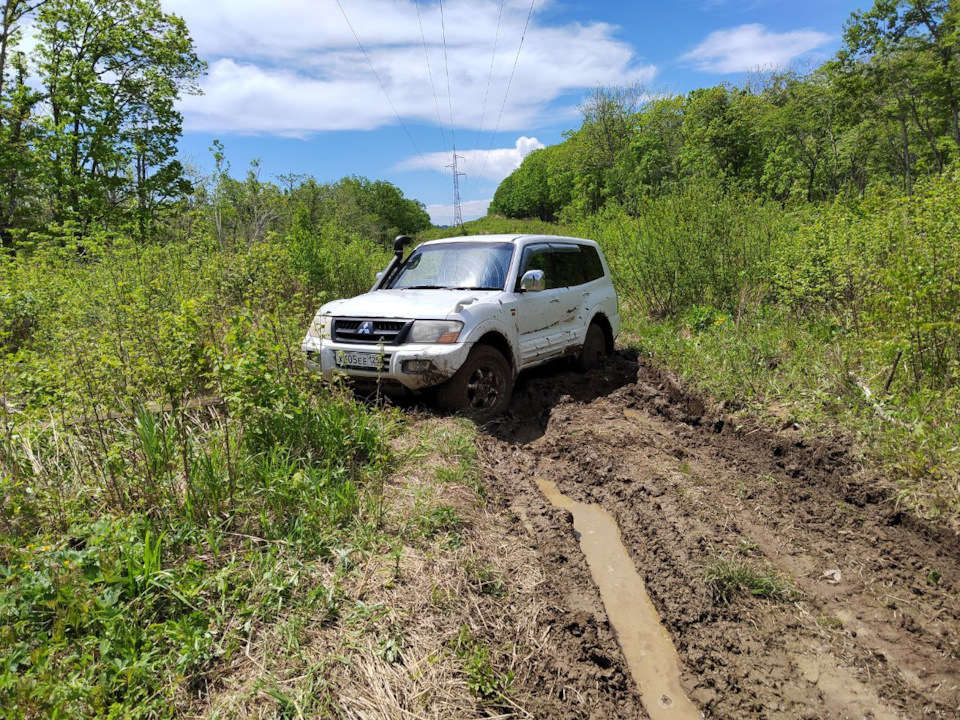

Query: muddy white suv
left=302, top=234, right=620, bottom=417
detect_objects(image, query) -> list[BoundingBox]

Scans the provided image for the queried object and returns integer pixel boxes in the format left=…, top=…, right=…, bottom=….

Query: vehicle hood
left=319, top=289, right=501, bottom=321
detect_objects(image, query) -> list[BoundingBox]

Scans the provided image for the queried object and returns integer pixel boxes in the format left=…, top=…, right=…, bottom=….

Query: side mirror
left=519, top=269, right=546, bottom=292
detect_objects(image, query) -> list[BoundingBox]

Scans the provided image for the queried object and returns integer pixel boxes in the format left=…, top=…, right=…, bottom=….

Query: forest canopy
left=0, top=0, right=431, bottom=248
left=490, top=0, right=960, bottom=220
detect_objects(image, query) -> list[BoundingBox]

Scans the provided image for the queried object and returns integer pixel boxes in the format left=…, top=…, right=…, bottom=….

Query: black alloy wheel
left=439, top=345, right=513, bottom=419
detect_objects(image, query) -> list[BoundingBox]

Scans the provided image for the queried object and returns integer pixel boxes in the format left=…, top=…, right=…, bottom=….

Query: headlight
left=308, top=314, right=332, bottom=340
left=410, top=320, right=463, bottom=344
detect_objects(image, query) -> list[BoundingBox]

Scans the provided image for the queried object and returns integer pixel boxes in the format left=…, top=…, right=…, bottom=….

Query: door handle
left=550, top=297, right=560, bottom=303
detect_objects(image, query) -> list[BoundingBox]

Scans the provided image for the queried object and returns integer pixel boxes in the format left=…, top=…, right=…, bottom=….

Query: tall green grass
left=0, top=227, right=394, bottom=718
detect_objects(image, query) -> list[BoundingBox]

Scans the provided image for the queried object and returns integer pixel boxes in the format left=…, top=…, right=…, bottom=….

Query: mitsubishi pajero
left=302, top=234, right=620, bottom=418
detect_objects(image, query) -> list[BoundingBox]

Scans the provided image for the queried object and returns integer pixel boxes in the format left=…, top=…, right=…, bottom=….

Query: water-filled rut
left=535, top=477, right=702, bottom=720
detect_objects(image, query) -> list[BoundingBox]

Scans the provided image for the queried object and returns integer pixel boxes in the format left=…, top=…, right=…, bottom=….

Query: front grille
left=333, top=318, right=411, bottom=345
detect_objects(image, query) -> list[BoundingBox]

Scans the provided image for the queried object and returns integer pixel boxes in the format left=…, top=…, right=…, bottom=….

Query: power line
left=414, top=0, right=448, bottom=153
left=335, top=0, right=439, bottom=177
left=474, top=0, right=536, bottom=188
left=470, top=0, right=505, bottom=159
left=438, top=0, right=464, bottom=229
left=438, top=0, right=456, bottom=148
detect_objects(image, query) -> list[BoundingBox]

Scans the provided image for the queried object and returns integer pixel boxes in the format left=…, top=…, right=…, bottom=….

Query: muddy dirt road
left=481, top=351, right=960, bottom=719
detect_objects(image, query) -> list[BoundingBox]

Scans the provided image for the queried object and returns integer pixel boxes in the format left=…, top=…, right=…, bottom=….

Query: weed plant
left=0, top=227, right=393, bottom=717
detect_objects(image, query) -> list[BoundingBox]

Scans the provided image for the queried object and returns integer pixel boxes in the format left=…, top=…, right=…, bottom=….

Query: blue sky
left=166, top=0, right=866, bottom=225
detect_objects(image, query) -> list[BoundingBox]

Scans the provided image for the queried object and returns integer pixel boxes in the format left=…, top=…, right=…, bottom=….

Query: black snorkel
left=371, top=235, right=414, bottom=291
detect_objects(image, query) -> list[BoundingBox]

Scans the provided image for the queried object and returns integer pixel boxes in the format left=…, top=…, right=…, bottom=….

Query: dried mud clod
left=481, top=350, right=960, bottom=720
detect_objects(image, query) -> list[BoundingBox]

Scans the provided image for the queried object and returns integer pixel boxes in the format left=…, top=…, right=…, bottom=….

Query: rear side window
left=581, top=245, right=605, bottom=282
left=550, top=244, right=587, bottom=287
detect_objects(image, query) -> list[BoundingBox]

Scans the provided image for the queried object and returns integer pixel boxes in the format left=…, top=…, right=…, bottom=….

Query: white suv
left=302, top=234, right=620, bottom=417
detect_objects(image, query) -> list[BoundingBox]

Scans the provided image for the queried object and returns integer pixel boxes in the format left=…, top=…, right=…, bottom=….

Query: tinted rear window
left=582, top=245, right=605, bottom=282
left=550, top=244, right=586, bottom=287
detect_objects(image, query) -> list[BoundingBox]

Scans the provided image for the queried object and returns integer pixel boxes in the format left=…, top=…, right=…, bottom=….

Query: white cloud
left=395, top=135, right=544, bottom=182
left=682, top=24, right=832, bottom=73
left=425, top=198, right=493, bottom=226
left=164, top=0, right=655, bottom=137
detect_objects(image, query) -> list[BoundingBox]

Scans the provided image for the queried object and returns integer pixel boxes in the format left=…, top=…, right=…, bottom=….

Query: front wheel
left=438, top=345, right=513, bottom=420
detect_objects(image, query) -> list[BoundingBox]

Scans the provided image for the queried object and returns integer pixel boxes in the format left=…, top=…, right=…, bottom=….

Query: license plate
left=336, top=351, right=382, bottom=370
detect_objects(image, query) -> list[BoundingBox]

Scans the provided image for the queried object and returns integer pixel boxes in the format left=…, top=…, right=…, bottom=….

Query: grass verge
left=626, top=308, right=960, bottom=528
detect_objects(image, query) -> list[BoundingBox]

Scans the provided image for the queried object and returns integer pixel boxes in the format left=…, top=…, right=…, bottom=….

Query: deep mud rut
left=479, top=350, right=960, bottom=719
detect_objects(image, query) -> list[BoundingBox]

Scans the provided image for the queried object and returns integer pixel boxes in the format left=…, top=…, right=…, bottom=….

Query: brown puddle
left=536, top=477, right=702, bottom=720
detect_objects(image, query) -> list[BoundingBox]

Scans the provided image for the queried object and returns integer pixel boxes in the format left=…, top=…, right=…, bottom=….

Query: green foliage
left=0, top=2, right=432, bottom=249
left=0, top=0, right=206, bottom=238
left=581, top=181, right=790, bottom=317
left=0, top=219, right=396, bottom=717
left=417, top=214, right=573, bottom=242
left=326, top=176, right=432, bottom=243
left=287, top=209, right=391, bottom=303
left=775, top=174, right=960, bottom=387
left=451, top=626, right=514, bottom=701
left=0, top=289, right=40, bottom=353
left=488, top=144, right=576, bottom=221
left=490, top=2, right=959, bottom=221
left=411, top=505, right=462, bottom=540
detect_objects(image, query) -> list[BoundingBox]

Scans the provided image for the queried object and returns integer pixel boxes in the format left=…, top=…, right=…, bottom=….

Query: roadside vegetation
left=0, top=195, right=537, bottom=716
left=0, top=2, right=522, bottom=716
left=476, top=1, right=960, bottom=525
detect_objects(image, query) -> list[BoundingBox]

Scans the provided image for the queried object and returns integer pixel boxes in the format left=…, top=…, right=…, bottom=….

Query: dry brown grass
left=194, top=415, right=562, bottom=719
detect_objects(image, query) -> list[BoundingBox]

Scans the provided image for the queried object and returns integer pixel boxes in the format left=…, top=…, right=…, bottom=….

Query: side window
left=550, top=244, right=587, bottom=287
left=581, top=245, right=605, bottom=282
left=516, top=244, right=556, bottom=290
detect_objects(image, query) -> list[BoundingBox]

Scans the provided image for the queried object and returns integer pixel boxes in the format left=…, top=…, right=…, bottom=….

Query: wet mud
left=480, top=350, right=960, bottom=719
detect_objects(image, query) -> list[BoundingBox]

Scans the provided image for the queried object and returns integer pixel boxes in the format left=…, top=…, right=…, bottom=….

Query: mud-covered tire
left=577, top=322, right=607, bottom=371
left=438, top=345, right=513, bottom=419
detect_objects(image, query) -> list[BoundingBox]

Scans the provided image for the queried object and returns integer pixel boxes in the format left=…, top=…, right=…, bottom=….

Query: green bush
left=0, top=292, right=42, bottom=353
left=775, top=174, right=960, bottom=389
left=580, top=181, right=791, bottom=317
left=288, top=209, right=390, bottom=304
left=0, top=224, right=397, bottom=718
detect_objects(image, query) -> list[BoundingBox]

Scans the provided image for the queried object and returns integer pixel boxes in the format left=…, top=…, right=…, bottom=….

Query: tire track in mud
left=480, top=351, right=960, bottom=719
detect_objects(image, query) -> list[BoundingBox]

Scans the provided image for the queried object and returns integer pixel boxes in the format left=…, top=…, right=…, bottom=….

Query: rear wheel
left=577, top=321, right=608, bottom=371
left=439, top=345, right=513, bottom=419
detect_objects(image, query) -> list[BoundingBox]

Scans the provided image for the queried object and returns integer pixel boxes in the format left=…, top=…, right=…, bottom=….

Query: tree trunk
left=901, top=113, right=913, bottom=195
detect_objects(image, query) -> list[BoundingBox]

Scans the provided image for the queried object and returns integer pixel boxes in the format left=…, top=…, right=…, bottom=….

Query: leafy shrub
left=0, top=292, right=42, bottom=353
left=288, top=209, right=390, bottom=303
left=775, top=174, right=960, bottom=389
left=0, top=227, right=397, bottom=718
left=582, top=181, right=791, bottom=317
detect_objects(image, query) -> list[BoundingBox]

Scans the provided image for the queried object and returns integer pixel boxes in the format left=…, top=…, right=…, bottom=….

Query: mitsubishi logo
left=357, top=321, right=374, bottom=335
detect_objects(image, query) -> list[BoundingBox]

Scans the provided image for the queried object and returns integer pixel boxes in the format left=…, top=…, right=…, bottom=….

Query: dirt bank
left=480, top=351, right=960, bottom=719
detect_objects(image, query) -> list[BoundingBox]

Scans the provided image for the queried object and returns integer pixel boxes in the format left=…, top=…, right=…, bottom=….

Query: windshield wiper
left=398, top=284, right=502, bottom=291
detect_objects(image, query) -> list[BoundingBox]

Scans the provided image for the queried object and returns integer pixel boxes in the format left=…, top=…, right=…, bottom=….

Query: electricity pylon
left=447, top=150, right=466, bottom=231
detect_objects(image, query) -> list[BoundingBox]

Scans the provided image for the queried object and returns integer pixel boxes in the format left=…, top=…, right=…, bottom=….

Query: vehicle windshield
left=389, top=242, right=515, bottom=291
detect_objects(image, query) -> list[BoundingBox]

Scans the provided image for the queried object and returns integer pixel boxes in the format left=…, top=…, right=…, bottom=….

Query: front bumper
left=301, top=336, right=471, bottom=390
